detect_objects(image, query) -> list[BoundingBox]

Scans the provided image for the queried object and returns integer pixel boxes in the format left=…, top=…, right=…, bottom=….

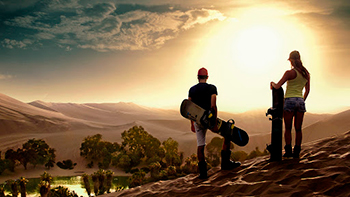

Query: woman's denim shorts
left=284, top=97, right=306, bottom=113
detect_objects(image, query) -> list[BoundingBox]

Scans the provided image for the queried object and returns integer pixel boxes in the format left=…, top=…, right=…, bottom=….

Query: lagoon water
left=4, top=176, right=129, bottom=197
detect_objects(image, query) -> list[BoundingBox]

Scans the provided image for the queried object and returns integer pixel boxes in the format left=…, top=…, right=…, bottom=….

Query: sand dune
left=101, top=130, right=350, bottom=197
left=219, top=110, right=331, bottom=136
left=0, top=93, right=349, bottom=185
left=29, top=101, right=180, bottom=125
left=303, top=109, right=350, bottom=142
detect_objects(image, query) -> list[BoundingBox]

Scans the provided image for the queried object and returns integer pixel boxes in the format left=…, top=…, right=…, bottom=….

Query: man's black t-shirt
left=189, top=83, right=217, bottom=110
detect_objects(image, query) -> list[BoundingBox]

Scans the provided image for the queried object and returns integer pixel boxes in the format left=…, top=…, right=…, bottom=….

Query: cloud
left=1, top=2, right=225, bottom=52
left=36, top=32, right=56, bottom=40
left=0, top=74, right=13, bottom=79
left=1, top=38, right=33, bottom=49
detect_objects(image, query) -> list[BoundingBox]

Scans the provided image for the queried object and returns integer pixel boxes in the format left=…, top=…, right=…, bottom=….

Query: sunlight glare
left=187, top=6, right=317, bottom=112
left=231, top=25, right=282, bottom=71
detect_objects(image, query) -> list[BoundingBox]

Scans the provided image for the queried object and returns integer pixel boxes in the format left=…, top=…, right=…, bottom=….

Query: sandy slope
left=101, top=130, right=350, bottom=197
left=0, top=93, right=349, bottom=186
left=29, top=101, right=180, bottom=125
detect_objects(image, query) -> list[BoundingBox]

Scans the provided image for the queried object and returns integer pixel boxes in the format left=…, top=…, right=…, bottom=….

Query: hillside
left=0, top=93, right=75, bottom=135
left=101, top=130, right=350, bottom=197
left=0, top=93, right=348, bottom=168
left=29, top=101, right=180, bottom=125
left=303, top=109, right=350, bottom=142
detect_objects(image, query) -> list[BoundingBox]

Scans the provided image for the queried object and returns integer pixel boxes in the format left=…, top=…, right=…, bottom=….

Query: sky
left=0, top=0, right=349, bottom=114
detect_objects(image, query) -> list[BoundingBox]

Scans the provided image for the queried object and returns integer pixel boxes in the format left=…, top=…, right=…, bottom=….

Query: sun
left=189, top=6, right=314, bottom=112
left=230, top=24, right=283, bottom=71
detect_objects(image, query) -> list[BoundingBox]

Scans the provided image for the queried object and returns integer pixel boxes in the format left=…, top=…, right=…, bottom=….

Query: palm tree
left=105, top=170, right=114, bottom=193
left=6, top=179, right=18, bottom=197
left=39, top=181, right=49, bottom=197
left=40, top=172, right=52, bottom=185
left=91, top=173, right=99, bottom=196
left=39, top=172, right=52, bottom=197
left=82, top=174, right=91, bottom=196
left=97, top=169, right=105, bottom=195
left=19, top=177, right=28, bottom=197
left=0, top=185, right=5, bottom=197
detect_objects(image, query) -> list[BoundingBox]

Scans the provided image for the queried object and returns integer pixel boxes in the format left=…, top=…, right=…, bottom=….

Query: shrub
left=128, top=170, right=146, bottom=188
left=49, top=186, right=78, bottom=197
left=56, top=160, right=77, bottom=170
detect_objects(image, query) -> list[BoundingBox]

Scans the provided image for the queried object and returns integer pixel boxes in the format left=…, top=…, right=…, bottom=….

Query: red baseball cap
left=198, top=67, right=208, bottom=76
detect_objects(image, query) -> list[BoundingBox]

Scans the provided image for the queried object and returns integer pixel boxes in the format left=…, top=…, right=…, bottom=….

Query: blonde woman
left=270, top=50, right=310, bottom=158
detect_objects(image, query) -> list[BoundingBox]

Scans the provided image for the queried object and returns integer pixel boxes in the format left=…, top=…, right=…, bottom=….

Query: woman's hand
left=270, top=82, right=276, bottom=90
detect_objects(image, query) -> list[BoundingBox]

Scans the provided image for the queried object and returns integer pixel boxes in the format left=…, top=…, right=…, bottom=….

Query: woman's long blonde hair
left=289, top=50, right=310, bottom=80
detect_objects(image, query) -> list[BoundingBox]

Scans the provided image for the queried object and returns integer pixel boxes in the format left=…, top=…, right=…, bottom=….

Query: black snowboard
left=266, top=87, right=284, bottom=161
left=180, top=99, right=249, bottom=147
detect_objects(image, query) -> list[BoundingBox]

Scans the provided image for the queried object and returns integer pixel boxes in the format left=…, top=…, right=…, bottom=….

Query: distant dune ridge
left=0, top=93, right=349, bottom=184
left=101, top=130, right=350, bottom=197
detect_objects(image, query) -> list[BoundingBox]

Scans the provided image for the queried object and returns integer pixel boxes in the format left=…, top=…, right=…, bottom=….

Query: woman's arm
left=304, top=78, right=310, bottom=101
left=270, top=70, right=294, bottom=89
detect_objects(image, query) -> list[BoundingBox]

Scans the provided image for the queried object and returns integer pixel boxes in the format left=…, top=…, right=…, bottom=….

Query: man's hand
left=211, top=125, right=219, bottom=133
left=191, top=121, right=195, bottom=133
left=211, top=119, right=219, bottom=133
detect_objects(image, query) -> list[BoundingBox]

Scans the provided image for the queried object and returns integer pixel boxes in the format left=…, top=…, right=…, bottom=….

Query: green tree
left=0, top=159, right=10, bottom=175
left=40, top=172, right=52, bottom=197
left=163, top=138, right=183, bottom=167
left=0, top=185, right=5, bottom=197
left=21, top=139, right=55, bottom=169
left=19, top=177, right=28, bottom=197
left=166, top=166, right=177, bottom=177
left=113, top=153, right=132, bottom=172
left=91, top=173, right=99, bottom=196
left=119, top=126, right=164, bottom=167
left=97, top=169, right=105, bottom=195
left=149, top=162, right=161, bottom=180
left=98, top=146, right=112, bottom=169
left=129, top=170, right=146, bottom=188
left=45, top=148, right=56, bottom=169
left=6, top=179, right=18, bottom=197
left=181, top=154, right=198, bottom=174
left=80, top=134, right=119, bottom=168
left=105, top=170, right=114, bottom=193
left=82, top=174, right=91, bottom=197
left=5, top=149, right=18, bottom=171
left=80, top=134, right=103, bottom=162
left=39, top=181, right=50, bottom=197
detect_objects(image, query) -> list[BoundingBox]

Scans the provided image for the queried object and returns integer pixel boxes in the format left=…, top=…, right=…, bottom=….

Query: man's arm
left=211, top=94, right=218, bottom=132
left=211, top=94, right=217, bottom=118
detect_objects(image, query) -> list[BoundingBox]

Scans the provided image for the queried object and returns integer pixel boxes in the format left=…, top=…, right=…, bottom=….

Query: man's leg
left=197, top=145, right=205, bottom=162
left=221, top=138, right=240, bottom=170
left=194, top=123, right=208, bottom=179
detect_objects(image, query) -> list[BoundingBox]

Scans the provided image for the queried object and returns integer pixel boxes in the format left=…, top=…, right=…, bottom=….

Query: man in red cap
left=188, top=67, right=240, bottom=179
